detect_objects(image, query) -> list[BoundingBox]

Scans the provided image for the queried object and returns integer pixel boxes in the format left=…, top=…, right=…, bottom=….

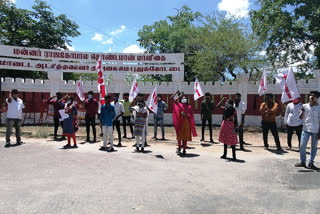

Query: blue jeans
left=300, top=131, right=318, bottom=164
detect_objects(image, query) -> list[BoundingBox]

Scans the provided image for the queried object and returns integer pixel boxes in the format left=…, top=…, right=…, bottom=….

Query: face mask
left=181, top=99, right=187, bottom=104
left=157, top=97, right=161, bottom=101
left=88, top=94, right=93, bottom=99
left=67, top=100, right=72, bottom=104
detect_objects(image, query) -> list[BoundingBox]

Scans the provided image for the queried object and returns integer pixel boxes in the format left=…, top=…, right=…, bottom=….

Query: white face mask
left=181, top=98, right=187, bottom=104
left=88, top=94, right=93, bottom=99
left=67, top=100, right=72, bottom=104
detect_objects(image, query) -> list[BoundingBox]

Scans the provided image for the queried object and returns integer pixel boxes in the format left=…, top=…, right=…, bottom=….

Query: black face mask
left=138, top=104, right=144, bottom=108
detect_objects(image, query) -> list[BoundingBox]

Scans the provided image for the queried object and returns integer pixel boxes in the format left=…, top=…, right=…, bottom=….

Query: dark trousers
left=85, top=115, right=96, bottom=140
left=262, top=121, right=281, bottom=148
left=6, top=118, right=22, bottom=143
left=287, top=125, right=302, bottom=148
left=201, top=119, right=213, bottom=140
left=238, top=126, right=244, bottom=149
left=223, top=144, right=236, bottom=158
left=113, top=120, right=121, bottom=144
left=154, top=117, right=165, bottom=139
left=54, top=117, right=64, bottom=137
left=122, top=116, right=133, bottom=138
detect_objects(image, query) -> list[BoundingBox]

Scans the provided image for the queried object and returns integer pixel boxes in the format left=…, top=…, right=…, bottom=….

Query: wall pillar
left=47, top=69, right=63, bottom=97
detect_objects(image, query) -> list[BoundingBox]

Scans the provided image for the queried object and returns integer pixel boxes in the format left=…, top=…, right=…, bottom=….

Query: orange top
left=260, top=102, right=279, bottom=122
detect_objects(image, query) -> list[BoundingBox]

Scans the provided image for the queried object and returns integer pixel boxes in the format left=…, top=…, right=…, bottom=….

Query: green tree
left=250, top=0, right=320, bottom=71
left=138, top=6, right=265, bottom=82
left=138, top=5, right=201, bottom=81
left=0, top=0, right=80, bottom=79
left=188, top=14, right=266, bottom=81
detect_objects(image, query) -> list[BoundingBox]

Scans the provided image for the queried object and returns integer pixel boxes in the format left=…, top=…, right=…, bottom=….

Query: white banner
left=0, top=57, right=183, bottom=74
left=0, top=45, right=184, bottom=64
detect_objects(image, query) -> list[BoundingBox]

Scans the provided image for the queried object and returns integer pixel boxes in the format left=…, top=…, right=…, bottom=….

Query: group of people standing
left=3, top=89, right=320, bottom=168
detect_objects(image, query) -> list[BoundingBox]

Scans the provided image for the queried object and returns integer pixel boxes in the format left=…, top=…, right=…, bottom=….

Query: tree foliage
left=250, top=0, right=320, bottom=70
left=0, top=0, right=80, bottom=79
left=138, top=6, right=265, bottom=82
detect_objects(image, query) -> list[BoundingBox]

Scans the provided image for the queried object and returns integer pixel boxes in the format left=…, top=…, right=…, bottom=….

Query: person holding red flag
left=170, top=91, right=197, bottom=155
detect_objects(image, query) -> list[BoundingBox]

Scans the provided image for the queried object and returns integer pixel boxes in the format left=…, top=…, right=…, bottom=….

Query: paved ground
left=0, top=126, right=320, bottom=214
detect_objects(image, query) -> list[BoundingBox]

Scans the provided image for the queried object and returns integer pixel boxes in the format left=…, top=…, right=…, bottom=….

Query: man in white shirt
left=5, top=89, right=25, bottom=147
left=295, top=91, right=320, bottom=170
left=284, top=98, right=303, bottom=150
left=234, top=93, right=247, bottom=150
left=111, top=94, right=124, bottom=147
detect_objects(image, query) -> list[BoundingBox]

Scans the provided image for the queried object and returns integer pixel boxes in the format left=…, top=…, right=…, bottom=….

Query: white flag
left=274, top=68, right=300, bottom=103
left=76, top=78, right=85, bottom=101
left=258, top=70, right=267, bottom=96
left=194, top=78, right=204, bottom=100
left=146, top=87, right=158, bottom=114
left=129, top=78, right=139, bottom=102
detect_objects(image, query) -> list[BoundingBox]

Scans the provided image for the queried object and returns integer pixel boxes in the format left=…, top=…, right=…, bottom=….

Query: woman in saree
left=170, top=91, right=197, bottom=155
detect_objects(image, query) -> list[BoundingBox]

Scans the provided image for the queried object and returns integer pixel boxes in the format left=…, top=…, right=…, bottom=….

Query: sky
left=12, top=0, right=257, bottom=54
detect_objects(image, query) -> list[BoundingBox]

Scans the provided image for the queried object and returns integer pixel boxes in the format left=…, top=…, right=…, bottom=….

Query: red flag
left=274, top=68, right=300, bottom=103
left=258, top=70, right=267, bottom=96
left=96, top=56, right=106, bottom=105
left=146, top=87, right=158, bottom=113
left=194, top=78, right=204, bottom=100
left=129, top=78, right=139, bottom=102
left=76, top=77, right=85, bottom=101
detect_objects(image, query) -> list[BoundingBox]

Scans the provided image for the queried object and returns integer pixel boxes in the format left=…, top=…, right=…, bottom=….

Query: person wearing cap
left=259, top=93, right=282, bottom=150
left=153, top=94, right=168, bottom=140
left=47, top=92, right=66, bottom=140
left=84, top=91, right=99, bottom=142
left=284, top=98, right=303, bottom=150
left=200, top=92, right=214, bottom=143
left=100, top=95, right=116, bottom=152
left=5, top=89, right=25, bottom=147
left=121, top=93, right=134, bottom=139
left=295, top=91, right=320, bottom=169
left=111, top=94, right=124, bottom=147
left=234, top=93, right=247, bottom=150
left=131, top=101, right=149, bottom=152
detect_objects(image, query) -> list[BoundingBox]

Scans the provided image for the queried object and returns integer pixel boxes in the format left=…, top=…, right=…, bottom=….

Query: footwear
left=277, top=147, right=283, bottom=151
left=117, top=143, right=122, bottom=147
left=264, top=146, right=269, bottom=150
left=161, top=137, right=166, bottom=141
left=182, top=149, right=186, bottom=155
left=145, top=142, right=149, bottom=147
left=176, top=148, right=181, bottom=154
left=61, top=136, right=66, bottom=140
left=109, top=147, right=115, bottom=152
left=141, top=148, right=144, bottom=152
left=308, top=163, right=318, bottom=170
left=16, top=141, right=23, bottom=145
left=295, top=162, right=306, bottom=167
left=210, top=139, right=214, bottom=143
left=92, top=138, right=97, bottom=143
left=240, top=147, right=245, bottom=151
left=200, top=138, right=204, bottom=142
left=4, top=142, right=10, bottom=148
left=122, top=136, right=127, bottom=139
left=73, top=145, right=78, bottom=148
left=63, top=144, right=71, bottom=148
left=135, top=147, right=140, bottom=152
left=232, top=156, right=237, bottom=161
left=86, top=138, right=90, bottom=142
left=99, top=147, right=107, bottom=151
left=220, top=155, right=227, bottom=159
left=287, top=146, right=292, bottom=150
left=54, top=136, right=58, bottom=140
